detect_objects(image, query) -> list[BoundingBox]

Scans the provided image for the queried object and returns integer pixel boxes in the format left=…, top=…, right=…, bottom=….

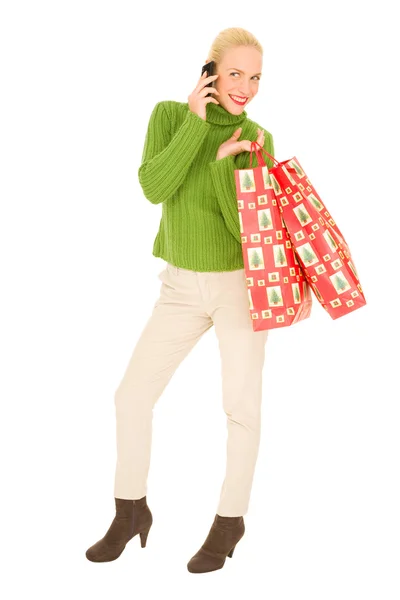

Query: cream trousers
left=113, top=263, right=269, bottom=516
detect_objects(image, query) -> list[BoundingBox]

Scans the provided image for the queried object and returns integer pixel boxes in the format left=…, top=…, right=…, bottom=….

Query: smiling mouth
left=229, top=94, right=248, bottom=105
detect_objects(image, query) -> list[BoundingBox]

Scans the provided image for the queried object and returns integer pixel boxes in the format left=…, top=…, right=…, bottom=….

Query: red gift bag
left=233, top=145, right=313, bottom=332
left=250, top=142, right=367, bottom=320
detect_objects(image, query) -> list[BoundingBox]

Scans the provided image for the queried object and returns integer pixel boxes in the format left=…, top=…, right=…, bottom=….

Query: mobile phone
left=201, top=61, right=215, bottom=97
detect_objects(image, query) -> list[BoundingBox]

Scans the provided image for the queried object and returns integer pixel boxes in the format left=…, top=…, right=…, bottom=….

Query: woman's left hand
left=216, top=127, right=265, bottom=160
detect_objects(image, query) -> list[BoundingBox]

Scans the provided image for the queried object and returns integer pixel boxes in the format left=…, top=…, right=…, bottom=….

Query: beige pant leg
left=113, top=264, right=212, bottom=499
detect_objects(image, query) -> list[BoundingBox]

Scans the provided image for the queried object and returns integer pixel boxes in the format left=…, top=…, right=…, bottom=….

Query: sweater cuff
left=184, top=108, right=211, bottom=135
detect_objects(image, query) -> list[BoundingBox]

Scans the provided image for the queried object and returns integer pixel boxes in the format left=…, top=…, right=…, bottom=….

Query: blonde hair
left=207, top=27, right=263, bottom=66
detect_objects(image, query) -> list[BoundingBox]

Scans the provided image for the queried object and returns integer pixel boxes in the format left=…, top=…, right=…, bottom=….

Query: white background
left=1, top=0, right=399, bottom=598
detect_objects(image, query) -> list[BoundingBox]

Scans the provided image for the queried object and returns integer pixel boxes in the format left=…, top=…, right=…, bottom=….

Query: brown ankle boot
left=86, top=496, right=153, bottom=562
left=187, top=514, right=245, bottom=573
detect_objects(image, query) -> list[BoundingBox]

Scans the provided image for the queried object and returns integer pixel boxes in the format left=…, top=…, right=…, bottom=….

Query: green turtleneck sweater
left=138, top=100, right=275, bottom=272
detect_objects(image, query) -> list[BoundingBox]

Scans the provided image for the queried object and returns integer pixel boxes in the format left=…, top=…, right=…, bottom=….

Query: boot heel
left=227, top=545, right=235, bottom=558
left=139, top=527, right=151, bottom=548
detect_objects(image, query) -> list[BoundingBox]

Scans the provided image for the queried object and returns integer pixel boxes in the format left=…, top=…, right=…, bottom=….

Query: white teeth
left=230, top=95, right=247, bottom=103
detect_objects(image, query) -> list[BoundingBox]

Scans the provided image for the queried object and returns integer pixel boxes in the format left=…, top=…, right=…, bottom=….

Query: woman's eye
left=230, top=72, right=260, bottom=80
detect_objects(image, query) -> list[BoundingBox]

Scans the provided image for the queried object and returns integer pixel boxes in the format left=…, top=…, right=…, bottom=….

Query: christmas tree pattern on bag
left=234, top=155, right=313, bottom=331
left=270, top=155, right=366, bottom=319
left=239, top=170, right=256, bottom=192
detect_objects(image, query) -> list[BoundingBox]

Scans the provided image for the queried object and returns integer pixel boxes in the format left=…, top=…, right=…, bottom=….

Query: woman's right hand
left=188, top=71, right=220, bottom=121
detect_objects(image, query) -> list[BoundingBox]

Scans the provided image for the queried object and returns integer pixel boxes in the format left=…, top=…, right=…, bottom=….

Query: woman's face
left=206, top=45, right=262, bottom=114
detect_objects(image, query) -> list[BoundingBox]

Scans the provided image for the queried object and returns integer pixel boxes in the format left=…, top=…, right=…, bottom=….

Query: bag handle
left=249, top=140, right=279, bottom=168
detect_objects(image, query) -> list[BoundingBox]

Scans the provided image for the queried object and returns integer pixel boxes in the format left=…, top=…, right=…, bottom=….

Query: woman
left=86, top=27, right=275, bottom=574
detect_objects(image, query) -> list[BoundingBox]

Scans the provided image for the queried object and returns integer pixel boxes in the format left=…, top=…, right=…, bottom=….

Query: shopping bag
left=233, top=146, right=313, bottom=332
left=250, top=141, right=367, bottom=319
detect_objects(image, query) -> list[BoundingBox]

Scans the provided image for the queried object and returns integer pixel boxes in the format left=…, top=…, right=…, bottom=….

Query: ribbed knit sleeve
left=209, top=154, right=242, bottom=244
left=138, top=102, right=211, bottom=205
left=209, top=132, right=275, bottom=243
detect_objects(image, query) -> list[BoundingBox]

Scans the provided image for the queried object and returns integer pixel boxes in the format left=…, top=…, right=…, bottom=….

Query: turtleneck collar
left=183, top=100, right=248, bottom=126
left=205, top=100, right=248, bottom=125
